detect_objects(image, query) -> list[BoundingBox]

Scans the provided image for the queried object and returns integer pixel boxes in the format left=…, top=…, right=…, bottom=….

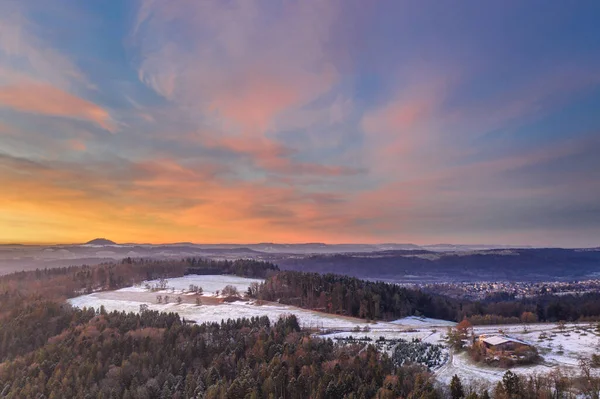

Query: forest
left=0, top=311, right=442, bottom=398
left=184, top=258, right=279, bottom=278
left=253, top=271, right=600, bottom=324
left=1, top=260, right=600, bottom=397
left=0, top=258, right=276, bottom=363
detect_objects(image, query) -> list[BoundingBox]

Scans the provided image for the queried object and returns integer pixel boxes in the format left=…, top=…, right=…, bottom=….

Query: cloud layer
left=1, top=0, right=599, bottom=246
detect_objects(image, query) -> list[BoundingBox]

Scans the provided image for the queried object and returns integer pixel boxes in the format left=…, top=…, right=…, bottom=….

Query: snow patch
left=391, top=316, right=457, bottom=327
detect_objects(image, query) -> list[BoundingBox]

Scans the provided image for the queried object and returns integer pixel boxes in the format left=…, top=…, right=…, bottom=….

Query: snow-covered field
left=391, top=316, right=457, bottom=327
left=117, top=274, right=265, bottom=296
left=68, top=275, right=399, bottom=331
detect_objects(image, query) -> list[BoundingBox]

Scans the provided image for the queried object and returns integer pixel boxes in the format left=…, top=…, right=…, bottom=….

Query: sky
left=1, top=1, right=599, bottom=247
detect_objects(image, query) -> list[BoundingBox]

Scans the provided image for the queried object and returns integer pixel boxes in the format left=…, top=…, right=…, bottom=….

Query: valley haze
left=2, top=239, right=599, bottom=283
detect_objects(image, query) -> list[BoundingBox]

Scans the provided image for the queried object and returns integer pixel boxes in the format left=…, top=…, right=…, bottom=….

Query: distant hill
left=275, top=248, right=600, bottom=283
left=85, top=238, right=117, bottom=245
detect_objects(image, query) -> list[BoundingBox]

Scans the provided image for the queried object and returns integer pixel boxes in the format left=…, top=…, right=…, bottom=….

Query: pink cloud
left=200, top=133, right=358, bottom=177
left=360, top=73, right=453, bottom=179
left=67, top=139, right=86, bottom=151
left=209, top=68, right=336, bottom=134
left=0, top=83, right=114, bottom=131
left=127, top=0, right=370, bottom=182
left=132, top=0, right=340, bottom=134
left=362, top=98, right=434, bottom=155
left=204, top=134, right=290, bottom=159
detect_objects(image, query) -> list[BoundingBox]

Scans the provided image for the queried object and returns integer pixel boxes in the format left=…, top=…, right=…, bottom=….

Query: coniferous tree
left=502, top=370, right=521, bottom=398
left=450, top=374, right=465, bottom=399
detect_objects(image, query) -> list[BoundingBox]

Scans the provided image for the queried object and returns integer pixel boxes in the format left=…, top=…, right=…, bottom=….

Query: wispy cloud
left=0, top=83, right=114, bottom=131
left=0, top=3, right=91, bottom=89
left=0, top=2, right=116, bottom=136
left=129, top=0, right=350, bottom=178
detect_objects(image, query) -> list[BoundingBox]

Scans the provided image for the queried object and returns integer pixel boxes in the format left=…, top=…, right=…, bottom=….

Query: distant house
left=479, top=335, right=533, bottom=352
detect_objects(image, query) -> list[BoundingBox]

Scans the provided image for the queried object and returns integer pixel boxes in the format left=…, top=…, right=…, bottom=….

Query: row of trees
left=449, top=367, right=600, bottom=399
left=184, top=258, right=279, bottom=278
left=252, top=271, right=600, bottom=324
left=253, top=271, right=461, bottom=321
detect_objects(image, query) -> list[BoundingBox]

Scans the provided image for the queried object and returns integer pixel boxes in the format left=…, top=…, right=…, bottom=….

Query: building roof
left=482, top=336, right=511, bottom=346
left=481, top=335, right=531, bottom=347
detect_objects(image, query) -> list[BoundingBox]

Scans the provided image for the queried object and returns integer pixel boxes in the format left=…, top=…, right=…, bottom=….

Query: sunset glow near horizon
left=1, top=1, right=600, bottom=247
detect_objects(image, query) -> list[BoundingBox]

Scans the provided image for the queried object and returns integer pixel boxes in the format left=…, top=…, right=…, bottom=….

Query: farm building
left=479, top=335, right=533, bottom=352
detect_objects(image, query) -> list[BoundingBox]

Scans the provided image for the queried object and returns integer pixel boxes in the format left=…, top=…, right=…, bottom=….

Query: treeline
left=252, top=271, right=600, bottom=324
left=184, top=258, right=279, bottom=278
left=0, top=259, right=188, bottom=304
left=468, top=292, right=600, bottom=324
left=0, top=310, right=441, bottom=399
left=448, top=368, right=600, bottom=399
left=253, top=271, right=461, bottom=321
left=0, top=257, right=275, bottom=306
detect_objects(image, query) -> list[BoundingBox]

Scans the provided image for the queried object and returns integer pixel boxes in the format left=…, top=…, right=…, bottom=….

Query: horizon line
left=0, top=239, right=595, bottom=250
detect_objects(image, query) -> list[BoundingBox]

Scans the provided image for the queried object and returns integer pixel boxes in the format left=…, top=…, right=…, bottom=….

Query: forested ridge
left=254, top=271, right=459, bottom=321
left=0, top=257, right=276, bottom=303
left=253, top=271, right=600, bottom=324
left=0, top=258, right=277, bottom=363
left=275, top=249, right=600, bottom=282
left=0, top=311, right=436, bottom=398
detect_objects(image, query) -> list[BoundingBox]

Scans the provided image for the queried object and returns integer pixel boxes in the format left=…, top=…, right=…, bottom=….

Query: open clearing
left=69, top=275, right=399, bottom=330
left=68, top=275, right=600, bottom=387
left=117, top=274, right=265, bottom=296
